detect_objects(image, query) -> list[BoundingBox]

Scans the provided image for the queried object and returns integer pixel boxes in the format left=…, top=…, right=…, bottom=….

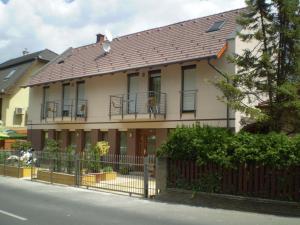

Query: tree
left=216, top=0, right=300, bottom=133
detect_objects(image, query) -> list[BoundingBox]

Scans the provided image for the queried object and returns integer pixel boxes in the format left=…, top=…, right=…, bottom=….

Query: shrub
left=11, top=140, right=32, bottom=151
left=158, top=125, right=300, bottom=168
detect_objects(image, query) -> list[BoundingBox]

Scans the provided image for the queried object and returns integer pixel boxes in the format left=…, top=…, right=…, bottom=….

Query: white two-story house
left=26, top=8, right=251, bottom=155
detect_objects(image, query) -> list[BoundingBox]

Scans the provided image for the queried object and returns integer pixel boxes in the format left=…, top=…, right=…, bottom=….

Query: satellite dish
left=102, top=30, right=113, bottom=53
left=105, top=30, right=113, bottom=42
left=102, top=40, right=111, bottom=53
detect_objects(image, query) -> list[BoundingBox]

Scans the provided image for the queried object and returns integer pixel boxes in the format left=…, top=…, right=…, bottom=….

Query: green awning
left=0, top=129, right=27, bottom=140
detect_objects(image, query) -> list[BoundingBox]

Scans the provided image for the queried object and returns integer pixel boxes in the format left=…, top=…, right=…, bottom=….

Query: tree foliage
left=216, top=0, right=300, bottom=133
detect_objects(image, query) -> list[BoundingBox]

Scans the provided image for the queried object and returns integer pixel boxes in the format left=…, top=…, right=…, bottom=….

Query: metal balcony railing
left=41, top=99, right=88, bottom=121
left=109, top=91, right=167, bottom=119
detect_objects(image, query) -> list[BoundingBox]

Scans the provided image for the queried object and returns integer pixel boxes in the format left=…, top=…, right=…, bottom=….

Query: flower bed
left=0, top=165, right=35, bottom=178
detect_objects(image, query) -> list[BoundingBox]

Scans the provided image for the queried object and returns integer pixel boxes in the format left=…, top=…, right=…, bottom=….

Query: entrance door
left=138, top=129, right=156, bottom=156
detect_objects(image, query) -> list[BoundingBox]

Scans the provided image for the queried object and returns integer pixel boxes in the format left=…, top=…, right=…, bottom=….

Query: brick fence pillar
left=156, top=157, right=168, bottom=195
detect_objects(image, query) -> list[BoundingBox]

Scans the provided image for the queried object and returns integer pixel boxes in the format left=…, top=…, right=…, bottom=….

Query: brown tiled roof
left=27, top=8, right=245, bottom=86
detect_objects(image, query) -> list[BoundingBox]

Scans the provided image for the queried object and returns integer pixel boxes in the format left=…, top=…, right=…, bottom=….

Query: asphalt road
left=0, top=177, right=299, bottom=225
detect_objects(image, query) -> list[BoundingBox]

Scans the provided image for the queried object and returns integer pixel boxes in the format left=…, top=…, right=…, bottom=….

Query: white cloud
left=0, top=39, right=10, bottom=48
left=0, top=0, right=245, bottom=62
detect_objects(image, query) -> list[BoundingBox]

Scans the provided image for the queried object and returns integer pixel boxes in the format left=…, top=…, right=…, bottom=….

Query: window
left=4, top=69, right=16, bottom=81
left=146, top=135, right=156, bottom=155
left=119, top=131, right=127, bottom=155
left=56, top=131, right=62, bottom=148
left=62, top=83, right=71, bottom=117
left=182, top=65, right=197, bottom=112
left=128, top=73, right=139, bottom=113
left=43, top=131, right=48, bottom=149
left=0, top=98, right=2, bottom=120
left=100, top=131, right=108, bottom=142
left=69, top=131, right=77, bottom=148
left=149, top=70, right=161, bottom=114
left=42, top=86, right=49, bottom=119
left=84, top=131, right=91, bottom=151
left=76, top=81, right=86, bottom=117
left=207, top=20, right=225, bottom=32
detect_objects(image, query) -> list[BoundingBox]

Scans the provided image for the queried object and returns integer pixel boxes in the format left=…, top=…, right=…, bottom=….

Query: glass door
left=128, top=74, right=139, bottom=114
left=149, top=71, right=161, bottom=114
left=62, top=83, right=71, bottom=117
left=182, top=66, right=196, bottom=112
left=76, top=81, right=85, bottom=117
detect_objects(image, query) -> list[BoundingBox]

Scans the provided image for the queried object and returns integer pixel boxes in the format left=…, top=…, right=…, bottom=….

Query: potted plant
left=86, top=141, right=116, bottom=182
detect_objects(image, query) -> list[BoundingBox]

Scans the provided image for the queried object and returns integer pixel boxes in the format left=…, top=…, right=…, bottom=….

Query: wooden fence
left=167, top=159, right=300, bottom=202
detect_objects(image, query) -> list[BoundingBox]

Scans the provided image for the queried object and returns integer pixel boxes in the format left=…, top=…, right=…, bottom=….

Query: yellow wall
left=1, top=60, right=46, bottom=130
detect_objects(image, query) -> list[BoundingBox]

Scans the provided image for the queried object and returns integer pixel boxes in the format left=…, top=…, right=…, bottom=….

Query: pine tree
left=217, top=0, right=300, bottom=133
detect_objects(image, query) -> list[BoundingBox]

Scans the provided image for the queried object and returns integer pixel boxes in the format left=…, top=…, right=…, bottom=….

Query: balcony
left=109, top=91, right=167, bottom=120
left=41, top=99, right=88, bottom=122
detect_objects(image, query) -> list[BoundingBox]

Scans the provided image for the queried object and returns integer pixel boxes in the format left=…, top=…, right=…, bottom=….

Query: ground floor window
left=84, top=131, right=91, bottom=151
left=69, top=131, right=77, bottom=149
left=119, top=131, right=127, bottom=155
left=101, top=131, right=108, bottom=142
left=55, top=131, right=62, bottom=149
left=43, top=131, right=48, bottom=149
left=146, top=135, right=156, bottom=155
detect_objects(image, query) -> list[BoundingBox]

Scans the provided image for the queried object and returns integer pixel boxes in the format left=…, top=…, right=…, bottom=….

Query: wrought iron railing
left=41, top=99, right=88, bottom=121
left=109, top=91, right=167, bottom=119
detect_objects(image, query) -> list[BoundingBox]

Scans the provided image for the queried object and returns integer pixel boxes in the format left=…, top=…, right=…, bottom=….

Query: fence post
left=75, top=153, right=80, bottom=187
left=3, top=151, right=6, bottom=176
left=18, top=151, right=21, bottom=178
left=156, top=157, right=168, bottom=195
left=31, top=156, right=33, bottom=181
left=50, top=155, right=53, bottom=184
left=144, top=156, right=149, bottom=198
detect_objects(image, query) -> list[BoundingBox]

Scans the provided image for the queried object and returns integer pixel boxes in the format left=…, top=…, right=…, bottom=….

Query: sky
left=0, top=0, right=245, bottom=63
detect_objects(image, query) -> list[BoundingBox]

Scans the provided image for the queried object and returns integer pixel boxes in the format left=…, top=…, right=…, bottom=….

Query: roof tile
left=28, top=8, right=245, bottom=86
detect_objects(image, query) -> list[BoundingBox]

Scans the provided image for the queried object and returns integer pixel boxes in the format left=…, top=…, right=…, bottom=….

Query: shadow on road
left=154, top=189, right=300, bottom=218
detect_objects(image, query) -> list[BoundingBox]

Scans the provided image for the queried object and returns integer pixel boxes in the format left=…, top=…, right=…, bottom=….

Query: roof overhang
left=25, top=42, right=229, bottom=88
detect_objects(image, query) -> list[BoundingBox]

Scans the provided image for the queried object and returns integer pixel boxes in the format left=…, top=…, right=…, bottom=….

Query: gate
left=31, top=152, right=156, bottom=197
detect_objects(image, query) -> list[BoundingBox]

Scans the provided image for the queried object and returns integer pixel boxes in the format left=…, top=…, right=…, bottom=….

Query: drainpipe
left=207, top=58, right=230, bottom=129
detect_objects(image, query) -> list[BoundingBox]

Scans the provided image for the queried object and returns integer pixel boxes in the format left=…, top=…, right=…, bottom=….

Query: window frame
left=181, top=65, right=197, bottom=113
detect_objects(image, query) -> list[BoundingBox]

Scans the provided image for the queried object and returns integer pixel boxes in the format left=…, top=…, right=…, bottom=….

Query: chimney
left=96, top=33, right=105, bottom=44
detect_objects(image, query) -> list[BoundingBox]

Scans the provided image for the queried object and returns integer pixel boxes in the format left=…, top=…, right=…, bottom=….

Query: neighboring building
left=26, top=8, right=251, bottom=155
left=0, top=50, right=58, bottom=149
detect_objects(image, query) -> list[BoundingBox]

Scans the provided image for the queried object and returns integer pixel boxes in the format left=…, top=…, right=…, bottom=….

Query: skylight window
left=207, top=20, right=225, bottom=32
left=4, top=69, right=16, bottom=81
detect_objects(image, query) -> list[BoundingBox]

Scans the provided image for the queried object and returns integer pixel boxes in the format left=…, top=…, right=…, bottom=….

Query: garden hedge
left=158, top=125, right=300, bottom=168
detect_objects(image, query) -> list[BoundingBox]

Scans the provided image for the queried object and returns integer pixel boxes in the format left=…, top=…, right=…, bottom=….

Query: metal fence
left=31, top=151, right=156, bottom=197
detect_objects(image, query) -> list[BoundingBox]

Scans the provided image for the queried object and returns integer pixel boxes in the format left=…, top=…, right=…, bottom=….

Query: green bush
left=102, top=166, right=113, bottom=173
left=11, top=140, right=32, bottom=151
left=158, top=125, right=300, bottom=168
